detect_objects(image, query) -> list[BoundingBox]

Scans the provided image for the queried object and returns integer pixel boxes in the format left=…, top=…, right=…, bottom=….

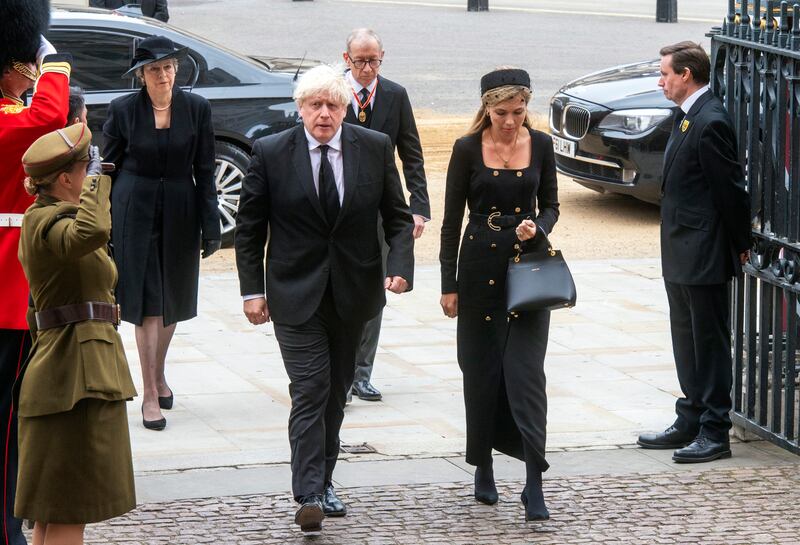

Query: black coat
left=660, top=91, right=751, bottom=285
left=235, top=123, right=415, bottom=326
left=440, top=129, right=560, bottom=308
left=103, top=86, right=220, bottom=325
left=345, top=75, right=430, bottom=218
left=89, top=0, right=169, bottom=21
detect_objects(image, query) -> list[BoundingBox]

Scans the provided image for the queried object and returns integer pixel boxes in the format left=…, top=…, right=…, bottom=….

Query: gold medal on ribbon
left=358, top=110, right=367, bottom=123
left=351, top=84, right=377, bottom=125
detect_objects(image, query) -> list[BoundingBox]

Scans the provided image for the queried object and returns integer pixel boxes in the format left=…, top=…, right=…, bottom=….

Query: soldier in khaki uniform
left=15, top=123, right=137, bottom=545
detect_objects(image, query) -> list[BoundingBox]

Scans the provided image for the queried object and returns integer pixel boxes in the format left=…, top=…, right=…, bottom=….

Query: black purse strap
left=513, top=230, right=556, bottom=263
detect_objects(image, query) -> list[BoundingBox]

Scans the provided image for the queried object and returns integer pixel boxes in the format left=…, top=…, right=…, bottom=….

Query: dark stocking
left=474, top=459, right=498, bottom=505
left=521, top=444, right=549, bottom=521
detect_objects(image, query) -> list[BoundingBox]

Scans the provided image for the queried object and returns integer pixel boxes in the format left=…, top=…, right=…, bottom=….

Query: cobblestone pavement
left=80, top=464, right=800, bottom=545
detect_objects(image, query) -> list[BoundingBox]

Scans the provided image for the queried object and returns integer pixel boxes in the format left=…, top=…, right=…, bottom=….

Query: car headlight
left=597, top=108, right=672, bottom=134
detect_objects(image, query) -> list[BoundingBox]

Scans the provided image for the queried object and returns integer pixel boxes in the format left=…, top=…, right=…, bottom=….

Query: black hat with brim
left=480, top=68, right=531, bottom=96
left=122, top=35, right=187, bottom=78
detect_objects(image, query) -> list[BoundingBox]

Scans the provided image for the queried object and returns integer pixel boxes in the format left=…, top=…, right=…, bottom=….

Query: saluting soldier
left=15, top=123, right=138, bottom=545
left=0, top=1, right=71, bottom=542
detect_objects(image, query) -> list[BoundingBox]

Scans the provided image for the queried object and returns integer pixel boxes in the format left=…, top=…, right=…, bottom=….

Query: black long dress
left=439, top=128, right=559, bottom=471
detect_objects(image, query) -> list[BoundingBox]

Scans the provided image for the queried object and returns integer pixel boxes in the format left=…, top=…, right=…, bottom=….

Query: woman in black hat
left=103, top=35, right=220, bottom=431
left=439, top=67, right=559, bottom=521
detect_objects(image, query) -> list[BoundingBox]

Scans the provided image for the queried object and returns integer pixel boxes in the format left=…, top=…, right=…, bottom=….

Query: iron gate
left=710, top=0, right=800, bottom=454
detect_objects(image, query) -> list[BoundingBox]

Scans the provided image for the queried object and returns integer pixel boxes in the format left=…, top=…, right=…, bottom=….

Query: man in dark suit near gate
left=235, top=64, right=414, bottom=534
left=637, top=41, right=751, bottom=463
left=342, top=28, right=430, bottom=401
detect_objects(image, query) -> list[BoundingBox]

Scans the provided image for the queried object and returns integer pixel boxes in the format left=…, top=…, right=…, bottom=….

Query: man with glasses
left=342, top=28, right=430, bottom=403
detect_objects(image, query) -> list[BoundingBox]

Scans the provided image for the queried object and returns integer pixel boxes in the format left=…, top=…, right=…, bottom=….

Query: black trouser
left=0, top=329, right=30, bottom=545
left=664, top=281, right=733, bottom=442
left=274, top=286, right=366, bottom=502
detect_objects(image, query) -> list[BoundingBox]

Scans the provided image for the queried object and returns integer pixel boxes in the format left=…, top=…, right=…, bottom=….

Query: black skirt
left=457, top=307, right=550, bottom=472
left=141, top=181, right=164, bottom=318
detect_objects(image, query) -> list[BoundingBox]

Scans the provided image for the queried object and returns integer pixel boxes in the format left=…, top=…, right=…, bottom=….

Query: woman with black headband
left=439, top=67, right=559, bottom=521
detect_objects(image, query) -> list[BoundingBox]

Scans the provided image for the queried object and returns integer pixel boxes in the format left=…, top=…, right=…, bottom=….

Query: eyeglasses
left=350, top=59, right=383, bottom=69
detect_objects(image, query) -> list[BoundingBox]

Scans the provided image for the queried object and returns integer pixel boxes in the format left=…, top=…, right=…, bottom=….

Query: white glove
left=36, top=35, right=57, bottom=66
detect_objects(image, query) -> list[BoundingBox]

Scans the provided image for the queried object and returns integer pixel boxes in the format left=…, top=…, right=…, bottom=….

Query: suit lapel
left=345, top=103, right=359, bottom=124
left=336, top=124, right=360, bottom=231
left=662, top=90, right=712, bottom=185
left=369, top=77, right=393, bottom=132
left=291, top=126, right=327, bottom=224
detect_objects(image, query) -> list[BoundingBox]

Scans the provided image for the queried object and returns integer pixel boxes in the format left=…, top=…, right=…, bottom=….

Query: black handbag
left=506, top=232, right=577, bottom=312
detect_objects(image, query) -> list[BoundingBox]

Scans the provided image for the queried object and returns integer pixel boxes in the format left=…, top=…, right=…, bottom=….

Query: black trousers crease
left=273, top=286, right=366, bottom=501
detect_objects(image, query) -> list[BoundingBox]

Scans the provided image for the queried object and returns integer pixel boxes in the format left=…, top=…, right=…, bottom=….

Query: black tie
left=318, top=145, right=339, bottom=225
left=665, top=111, right=684, bottom=158
left=358, top=87, right=372, bottom=127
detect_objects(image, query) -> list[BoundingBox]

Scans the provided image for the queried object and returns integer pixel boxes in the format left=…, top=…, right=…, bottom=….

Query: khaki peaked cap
left=22, top=123, right=92, bottom=179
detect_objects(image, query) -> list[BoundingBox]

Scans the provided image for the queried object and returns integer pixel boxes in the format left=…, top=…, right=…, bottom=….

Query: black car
left=48, top=6, right=309, bottom=245
left=549, top=60, right=678, bottom=205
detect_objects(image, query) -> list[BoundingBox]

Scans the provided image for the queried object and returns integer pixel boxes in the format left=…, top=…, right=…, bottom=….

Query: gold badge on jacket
left=0, top=104, right=25, bottom=115
left=680, top=119, right=691, bottom=133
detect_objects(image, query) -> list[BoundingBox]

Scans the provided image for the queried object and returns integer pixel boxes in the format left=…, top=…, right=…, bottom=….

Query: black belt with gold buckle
left=469, top=212, right=532, bottom=232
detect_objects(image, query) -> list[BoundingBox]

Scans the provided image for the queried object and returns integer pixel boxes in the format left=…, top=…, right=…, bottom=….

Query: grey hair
left=293, top=64, right=350, bottom=107
left=346, top=28, right=383, bottom=52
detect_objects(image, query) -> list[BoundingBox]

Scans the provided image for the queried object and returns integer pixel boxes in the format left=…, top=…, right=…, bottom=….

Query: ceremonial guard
left=0, top=1, right=70, bottom=542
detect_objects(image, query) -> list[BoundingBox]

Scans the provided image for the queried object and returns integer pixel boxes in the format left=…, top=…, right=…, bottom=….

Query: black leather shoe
left=158, top=391, right=174, bottom=410
left=141, top=406, right=166, bottom=431
left=322, top=485, right=346, bottom=517
left=352, top=380, right=382, bottom=401
left=637, top=425, right=696, bottom=449
left=295, top=495, right=324, bottom=535
left=672, top=436, right=731, bottom=463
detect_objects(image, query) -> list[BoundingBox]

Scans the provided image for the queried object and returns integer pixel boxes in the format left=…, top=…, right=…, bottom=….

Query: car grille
left=563, top=106, right=591, bottom=139
left=557, top=156, right=624, bottom=182
left=550, top=101, right=563, bottom=132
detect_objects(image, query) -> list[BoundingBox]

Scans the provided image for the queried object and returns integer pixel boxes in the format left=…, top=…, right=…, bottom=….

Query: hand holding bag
left=506, top=231, right=577, bottom=312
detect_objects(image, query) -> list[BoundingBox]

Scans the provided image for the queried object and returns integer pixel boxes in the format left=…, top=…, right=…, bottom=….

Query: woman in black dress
left=439, top=68, right=559, bottom=521
left=103, top=36, right=220, bottom=430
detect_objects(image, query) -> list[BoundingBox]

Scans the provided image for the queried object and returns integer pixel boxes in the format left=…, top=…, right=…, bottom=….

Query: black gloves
left=202, top=239, right=221, bottom=259
left=87, top=145, right=103, bottom=177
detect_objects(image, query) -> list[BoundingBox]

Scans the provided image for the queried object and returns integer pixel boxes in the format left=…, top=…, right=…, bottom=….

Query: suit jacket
left=103, top=86, right=220, bottom=325
left=90, top=0, right=169, bottom=21
left=16, top=175, right=136, bottom=417
left=235, top=123, right=415, bottom=326
left=660, top=90, right=751, bottom=285
left=345, top=75, right=430, bottom=218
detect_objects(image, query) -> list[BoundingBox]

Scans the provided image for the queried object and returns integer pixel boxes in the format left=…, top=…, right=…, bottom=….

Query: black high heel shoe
left=520, top=485, right=549, bottom=521
left=158, top=390, right=174, bottom=410
left=142, top=406, right=166, bottom=431
left=474, top=465, right=499, bottom=505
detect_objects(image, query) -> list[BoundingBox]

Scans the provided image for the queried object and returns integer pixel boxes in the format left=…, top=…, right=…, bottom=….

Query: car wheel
left=214, top=141, right=250, bottom=248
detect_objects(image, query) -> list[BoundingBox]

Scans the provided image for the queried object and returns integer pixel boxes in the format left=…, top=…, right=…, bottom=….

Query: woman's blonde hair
left=466, top=84, right=533, bottom=136
left=22, top=161, right=77, bottom=196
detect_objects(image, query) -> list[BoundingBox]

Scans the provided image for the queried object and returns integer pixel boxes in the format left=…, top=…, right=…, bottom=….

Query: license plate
left=552, top=135, right=576, bottom=158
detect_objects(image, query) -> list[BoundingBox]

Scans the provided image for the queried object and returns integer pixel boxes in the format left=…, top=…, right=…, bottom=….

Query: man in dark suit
left=637, top=41, right=751, bottom=463
left=235, top=65, right=414, bottom=535
left=89, top=0, right=169, bottom=21
left=342, top=28, right=430, bottom=402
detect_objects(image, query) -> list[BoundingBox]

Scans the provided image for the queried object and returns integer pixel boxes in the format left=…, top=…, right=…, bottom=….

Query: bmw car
left=48, top=6, right=312, bottom=245
left=549, top=60, right=678, bottom=205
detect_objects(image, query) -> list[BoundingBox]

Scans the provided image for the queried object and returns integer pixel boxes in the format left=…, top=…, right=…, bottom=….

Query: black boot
left=522, top=446, right=549, bottom=521
left=474, top=461, right=498, bottom=505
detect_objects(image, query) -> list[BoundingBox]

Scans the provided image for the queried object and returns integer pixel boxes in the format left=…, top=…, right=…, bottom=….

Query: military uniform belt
left=35, top=302, right=121, bottom=330
left=0, top=213, right=24, bottom=227
left=468, top=211, right=532, bottom=231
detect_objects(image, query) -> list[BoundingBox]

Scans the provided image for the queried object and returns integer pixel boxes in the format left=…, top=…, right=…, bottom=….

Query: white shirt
left=680, top=84, right=710, bottom=114
left=346, top=70, right=377, bottom=115
left=242, top=126, right=345, bottom=301
left=305, top=127, right=344, bottom=205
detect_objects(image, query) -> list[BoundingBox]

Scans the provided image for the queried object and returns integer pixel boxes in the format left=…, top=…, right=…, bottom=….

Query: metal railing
left=710, top=0, right=800, bottom=454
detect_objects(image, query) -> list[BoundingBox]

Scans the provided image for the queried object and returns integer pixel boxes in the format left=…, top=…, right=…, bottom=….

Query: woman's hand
left=515, top=219, right=537, bottom=241
left=440, top=293, right=458, bottom=318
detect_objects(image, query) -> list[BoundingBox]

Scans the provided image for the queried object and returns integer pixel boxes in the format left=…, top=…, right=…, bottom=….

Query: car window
left=47, top=30, right=135, bottom=92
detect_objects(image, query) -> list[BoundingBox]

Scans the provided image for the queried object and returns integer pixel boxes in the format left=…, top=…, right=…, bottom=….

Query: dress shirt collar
left=304, top=126, right=343, bottom=153
left=680, top=85, right=710, bottom=114
left=345, top=70, right=378, bottom=94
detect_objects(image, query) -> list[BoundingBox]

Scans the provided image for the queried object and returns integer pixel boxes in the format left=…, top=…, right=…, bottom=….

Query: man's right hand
left=36, top=35, right=57, bottom=66
left=244, top=297, right=270, bottom=324
left=440, top=293, right=458, bottom=318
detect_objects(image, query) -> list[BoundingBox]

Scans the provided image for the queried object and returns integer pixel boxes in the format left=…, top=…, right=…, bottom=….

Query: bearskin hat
left=0, top=0, right=51, bottom=71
